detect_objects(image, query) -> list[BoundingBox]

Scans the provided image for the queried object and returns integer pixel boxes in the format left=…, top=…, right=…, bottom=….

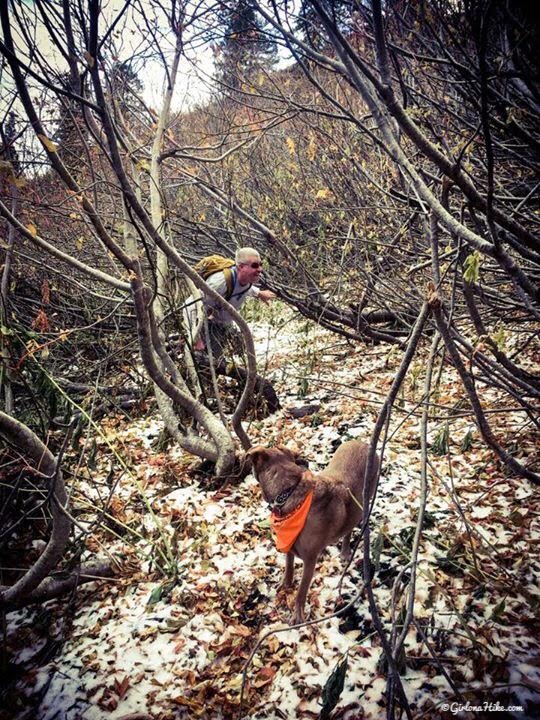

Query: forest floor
left=4, top=308, right=540, bottom=720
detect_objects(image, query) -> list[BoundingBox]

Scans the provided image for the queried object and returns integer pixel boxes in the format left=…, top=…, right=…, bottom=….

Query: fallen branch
left=0, top=562, right=114, bottom=610
left=0, top=411, right=70, bottom=608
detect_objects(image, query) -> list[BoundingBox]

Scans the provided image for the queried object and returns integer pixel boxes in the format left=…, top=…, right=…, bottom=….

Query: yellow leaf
left=226, top=674, right=243, bottom=691
left=27, top=222, right=38, bottom=237
left=307, top=135, right=317, bottom=161
left=38, top=134, right=58, bottom=153
left=83, top=50, right=95, bottom=68
left=0, top=160, right=26, bottom=187
left=315, top=188, right=331, bottom=200
left=285, top=137, right=295, bottom=155
left=136, top=160, right=150, bottom=172
left=12, top=175, right=27, bottom=188
left=75, top=236, right=84, bottom=250
left=69, top=213, right=79, bottom=219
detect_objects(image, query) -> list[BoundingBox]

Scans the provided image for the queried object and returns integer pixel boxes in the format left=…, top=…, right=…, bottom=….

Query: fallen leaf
left=114, top=675, right=130, bottom=699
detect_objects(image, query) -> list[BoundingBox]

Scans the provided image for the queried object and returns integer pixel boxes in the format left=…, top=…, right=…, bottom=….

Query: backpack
left=194, top=254, right=251, bottom=302
left=194, top=255, right=236, bottom=300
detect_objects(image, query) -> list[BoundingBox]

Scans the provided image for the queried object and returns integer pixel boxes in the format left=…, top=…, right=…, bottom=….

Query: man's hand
left=194, top=337, right=205, bottom=351
left=259, top=290, right=276, bottom=304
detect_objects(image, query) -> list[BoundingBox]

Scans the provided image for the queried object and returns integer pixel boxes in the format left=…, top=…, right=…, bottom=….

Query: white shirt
left=183, top=268, right=260, bottom=339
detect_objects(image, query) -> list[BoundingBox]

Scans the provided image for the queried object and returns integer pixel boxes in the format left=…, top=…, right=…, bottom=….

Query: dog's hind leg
left=292, top=554, right=318, bottom=624
left=280, top=552, right=295, bottom=590
left=340, top=532, right=352, bottom=562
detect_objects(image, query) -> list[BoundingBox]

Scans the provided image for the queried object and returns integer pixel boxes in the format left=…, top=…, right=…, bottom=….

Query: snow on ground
left=3, top=312, right=540, bottom=719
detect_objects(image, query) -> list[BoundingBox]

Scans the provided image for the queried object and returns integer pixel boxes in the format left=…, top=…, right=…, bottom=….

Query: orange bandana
left=270, top=490, right=314, bottom=553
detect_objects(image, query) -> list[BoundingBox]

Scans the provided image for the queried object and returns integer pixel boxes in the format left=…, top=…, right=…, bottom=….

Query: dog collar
left=270, top=483, right=298, bottom=512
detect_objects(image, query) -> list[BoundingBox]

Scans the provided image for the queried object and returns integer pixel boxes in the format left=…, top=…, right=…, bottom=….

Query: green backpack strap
left=227, top=267, right=253, bottom=302
left=223, top=267, right=235, bottom=301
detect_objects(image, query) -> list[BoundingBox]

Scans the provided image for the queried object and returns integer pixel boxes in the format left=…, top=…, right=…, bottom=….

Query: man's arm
left=247, top=284, right=275, bottom=304
left=258, top=290, right=276, bottom=303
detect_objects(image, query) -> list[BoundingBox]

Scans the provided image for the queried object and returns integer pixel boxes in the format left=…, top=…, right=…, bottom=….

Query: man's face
left=237, top=256, right=263, bottom=284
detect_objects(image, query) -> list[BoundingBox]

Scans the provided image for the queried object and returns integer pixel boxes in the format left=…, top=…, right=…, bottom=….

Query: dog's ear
left=244, top=445, right=269, bottom=467
left=245, top=445, right=267, bottom=458
left=275, top=444, right=293, bottom=456
left=276, top=445, right=310, bottom=469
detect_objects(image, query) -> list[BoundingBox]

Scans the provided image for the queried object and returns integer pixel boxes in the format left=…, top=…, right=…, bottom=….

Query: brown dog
left=247, top=440, right=380, bottom=624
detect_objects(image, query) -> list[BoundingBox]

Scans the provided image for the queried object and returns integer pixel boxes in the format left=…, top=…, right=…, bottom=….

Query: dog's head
left=245, top=445, right=313, bottom=510
left=245, top=445, right=308, bottom=472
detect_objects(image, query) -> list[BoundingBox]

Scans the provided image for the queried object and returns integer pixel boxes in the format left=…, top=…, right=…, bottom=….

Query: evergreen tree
left=216, top=0, right=277, bottom=91
left=297, top=0, right=353, bottom=51
left=53, top=71, right=86, bottom=174
left=109, top=60, right=145, bottom=113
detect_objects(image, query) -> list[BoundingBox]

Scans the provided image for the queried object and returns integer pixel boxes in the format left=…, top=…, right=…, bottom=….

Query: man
left=184, top=247, right=276, bottom=362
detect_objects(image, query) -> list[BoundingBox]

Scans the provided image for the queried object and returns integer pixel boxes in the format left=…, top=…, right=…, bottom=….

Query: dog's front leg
left=291, top=554, right=317, bottom=625
left=280, top=551, right=294, bottom=590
